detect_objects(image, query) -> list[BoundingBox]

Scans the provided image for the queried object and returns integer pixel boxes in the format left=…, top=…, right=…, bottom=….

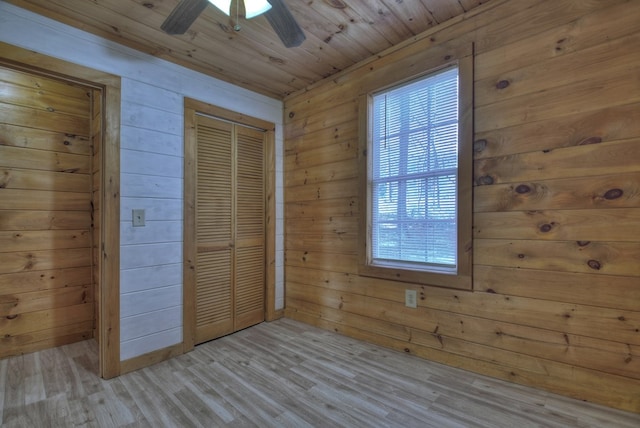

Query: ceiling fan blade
left=264, top=0, right=306, bottom=48
left=161, top=0, right=209, bottom=35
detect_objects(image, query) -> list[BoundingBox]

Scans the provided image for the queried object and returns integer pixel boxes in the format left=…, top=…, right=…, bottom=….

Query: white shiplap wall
left=0, top=1, right=285, bottom=361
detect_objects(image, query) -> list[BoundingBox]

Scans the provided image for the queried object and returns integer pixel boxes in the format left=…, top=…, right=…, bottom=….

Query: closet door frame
left=183, top=98, right=276, bottom=352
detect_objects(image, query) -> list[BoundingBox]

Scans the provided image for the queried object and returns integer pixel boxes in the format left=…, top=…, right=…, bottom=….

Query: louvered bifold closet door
left=195, top=116, right=234, bottom=343
left=193, top=114, right=266, bottom=345
left=235, top=126, right=265, bottom=330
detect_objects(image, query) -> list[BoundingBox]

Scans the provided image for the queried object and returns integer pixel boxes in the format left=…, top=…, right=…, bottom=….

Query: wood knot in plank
left=288, top=111, right=295, bottom=118
left=576, top=241, right=590, bottom=247
left=603, top=188, right=623, bottom=200
left=6, top=315, right=18, bottom=320
left=473, top=139, right=487, bottom=153
left=539, top=223, right=553, bottom=233
left=515, top=184, right=531, bottom=194
left=587, top=259, right=601, bottom=270
left=476, top=175, right=494, bottom=185
left=496, top=80, right=510, bottom=89
left=142, top=2, right=154, bottom=8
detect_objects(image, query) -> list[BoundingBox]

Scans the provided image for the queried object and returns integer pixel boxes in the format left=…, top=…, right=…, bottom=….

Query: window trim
left=358, top=52, right=473, bottom=290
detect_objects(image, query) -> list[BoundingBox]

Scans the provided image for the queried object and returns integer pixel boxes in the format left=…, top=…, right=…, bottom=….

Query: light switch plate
left=405, top=289, right=417, bottom=308
left=132, top=209, right=145, bottom=227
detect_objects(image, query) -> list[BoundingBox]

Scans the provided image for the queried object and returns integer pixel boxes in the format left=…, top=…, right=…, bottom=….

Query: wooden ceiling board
left=5, top=0, right=492, bottom=98
left=380, top=0, right=438, bottom=34
left=421, top=0, right=466, bottom=23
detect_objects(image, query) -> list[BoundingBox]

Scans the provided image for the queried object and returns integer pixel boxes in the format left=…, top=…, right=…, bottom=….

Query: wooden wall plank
left=0, top=284, right=92, bottom=316
left=286, top=216, right=357, bottom=236
left=285, top=198, right=358, bottom=219
left=285, top=295, right=640, bottom=381
left=0, top=267, right=92, bottom=295
left=0, top=230, right=90, bottom=252
left=474, top=208, right=640, bottom=242
left=474, top=1, right=640, bottom=81
left=0, top=67, right=90, bottom=100
left=286, top=275, right=640, bottom=347
left=0, top=80, right=91, bottom=118
left=0, top=248, right=92, bottom=274
left=0, top=189, right=91, bottom=211
left=0, top=303, right=93, bottom=337
left=0, top=123, right=91, bottom=155
left=0, top=145, right=91, bottom=174
left=475, top=138, right=640, bottom=185
left=0, top=168, right=90, bottom=192
left=474, top=102, right=640, bottom=160
left=474, top=172, right=640, bottom=213
left=0, top=210, right=90, bottom=231
left=475, top=68, right=640, bottom=133
left=475, top=239, right=640, bottom=276
left=474, top=265, right=640, bottom=312
left=285, top=233, right=357, bottom=255
left=0, top=102, right=90, bottom=136
left=284, top=0, right=640, bottom=412
left=285, top=158, right=358, bottom=188
left=0, top=321, right=93, bottom=359
left=285, top=179, right=358, bottom=202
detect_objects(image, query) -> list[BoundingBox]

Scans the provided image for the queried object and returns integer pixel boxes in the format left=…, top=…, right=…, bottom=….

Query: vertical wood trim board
left=264, top=129, right=278, bottom=321
left=282, top=0, right=640, bottom=413
left=0, top=42, right=121, bottom=379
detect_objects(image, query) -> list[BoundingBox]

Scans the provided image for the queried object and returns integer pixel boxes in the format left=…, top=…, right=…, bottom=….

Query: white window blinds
left=371, top=66, right=459, bottom=270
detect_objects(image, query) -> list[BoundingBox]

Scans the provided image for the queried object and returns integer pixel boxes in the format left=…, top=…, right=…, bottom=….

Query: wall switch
left=405, top=289, right=417, bottom=308
left=132, top=209, right=145, bottom=227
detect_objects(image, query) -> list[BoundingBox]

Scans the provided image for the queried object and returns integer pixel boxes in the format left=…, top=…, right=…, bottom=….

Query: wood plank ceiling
left=5, top=0, right=489, bottom=98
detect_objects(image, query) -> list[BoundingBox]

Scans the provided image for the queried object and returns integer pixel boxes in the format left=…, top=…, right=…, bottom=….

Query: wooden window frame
left=358, top=48, right=473, bottom=291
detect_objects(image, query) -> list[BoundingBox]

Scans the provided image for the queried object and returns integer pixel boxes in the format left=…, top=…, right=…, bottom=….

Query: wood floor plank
left=2, top=319, right=640, bottom=427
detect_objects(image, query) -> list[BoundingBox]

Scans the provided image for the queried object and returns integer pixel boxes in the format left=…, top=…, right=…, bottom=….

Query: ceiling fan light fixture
left=244, top=0, right=272, bottom=18
left=208, top=0, right=232, bottom=15
left=207, top=0, right=272, bottom=18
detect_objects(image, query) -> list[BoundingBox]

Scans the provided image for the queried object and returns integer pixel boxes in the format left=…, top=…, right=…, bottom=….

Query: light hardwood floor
left=1, top=318, right=639, bottom=427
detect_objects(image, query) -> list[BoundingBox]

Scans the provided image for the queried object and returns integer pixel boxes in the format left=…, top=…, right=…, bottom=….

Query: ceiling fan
left=161, top=0, right=306, bottom=48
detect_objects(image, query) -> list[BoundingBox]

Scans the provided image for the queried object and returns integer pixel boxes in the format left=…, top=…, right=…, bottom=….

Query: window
left=359, top=54, right=472, bottom=290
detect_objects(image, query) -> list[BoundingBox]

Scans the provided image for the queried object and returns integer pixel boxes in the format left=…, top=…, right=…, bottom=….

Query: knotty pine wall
left=283, top=0, right=640, bottom=412
left=0, top=1, right=285, bottom=362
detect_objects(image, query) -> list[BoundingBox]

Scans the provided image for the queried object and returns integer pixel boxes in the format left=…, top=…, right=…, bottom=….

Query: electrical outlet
left=405, top=289, right=417, bottom=308
left=132, top=209, right=145, bottom=227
